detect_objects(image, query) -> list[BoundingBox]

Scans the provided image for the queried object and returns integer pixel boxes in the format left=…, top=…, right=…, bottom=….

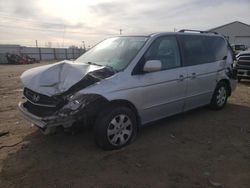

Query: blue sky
left=0, top=0, right=249, bottom=47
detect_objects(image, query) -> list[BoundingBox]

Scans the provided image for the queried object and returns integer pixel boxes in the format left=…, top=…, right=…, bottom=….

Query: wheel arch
left=217, top=79, right=231, bottom=96
left=108, top=99, right=141, bottom=127
left=76, top=93, right=141, bottom=127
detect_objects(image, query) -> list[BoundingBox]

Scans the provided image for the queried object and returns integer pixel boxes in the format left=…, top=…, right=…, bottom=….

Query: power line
left=62, top=25, right=66, bottom=47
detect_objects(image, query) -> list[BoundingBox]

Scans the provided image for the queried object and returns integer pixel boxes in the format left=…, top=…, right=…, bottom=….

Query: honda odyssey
left=18, top=30, right=237, bottom=150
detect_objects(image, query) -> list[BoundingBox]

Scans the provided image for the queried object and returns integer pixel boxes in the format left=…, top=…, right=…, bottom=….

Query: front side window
left=76, top=36, right=148, bottom=71
left=143, top=36, right=181, bottom=70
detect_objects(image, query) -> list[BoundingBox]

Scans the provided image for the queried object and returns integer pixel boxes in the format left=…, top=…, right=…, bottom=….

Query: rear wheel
left=210, top=82, right=229, bottom=110
left=94, top=106, right=137, bottom=150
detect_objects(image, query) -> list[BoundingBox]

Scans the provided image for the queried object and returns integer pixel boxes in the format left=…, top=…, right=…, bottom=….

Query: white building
left=208, top=21, right=250, bottom=47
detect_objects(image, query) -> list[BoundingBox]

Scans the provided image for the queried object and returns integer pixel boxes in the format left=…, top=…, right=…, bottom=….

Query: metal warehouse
left=209, top=21, right=250, bottom=47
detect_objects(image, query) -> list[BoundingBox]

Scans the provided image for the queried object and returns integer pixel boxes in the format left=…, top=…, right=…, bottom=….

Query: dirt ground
left=0, top=62, right=249, bottom=188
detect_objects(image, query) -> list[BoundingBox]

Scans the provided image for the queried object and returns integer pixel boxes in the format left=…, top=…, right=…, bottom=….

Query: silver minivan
left=18, top=30, right=237, bottom=150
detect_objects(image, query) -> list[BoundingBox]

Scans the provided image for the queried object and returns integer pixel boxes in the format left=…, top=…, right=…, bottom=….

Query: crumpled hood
left=20, top=60, right=104, bottom=96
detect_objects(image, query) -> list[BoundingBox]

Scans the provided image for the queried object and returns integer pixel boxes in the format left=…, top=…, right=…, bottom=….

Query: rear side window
left=206, top=37, right=227, bottom=61
left=179, top=35, right=227, bottom=66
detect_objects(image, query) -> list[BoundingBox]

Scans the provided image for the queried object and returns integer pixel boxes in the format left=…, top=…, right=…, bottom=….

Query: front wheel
left=94, top=106, right=137, bottom=150
left=210, top=82, right=229, bottom=110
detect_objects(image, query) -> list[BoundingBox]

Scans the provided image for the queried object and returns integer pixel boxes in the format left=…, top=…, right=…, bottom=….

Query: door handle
left=191, top=73, right=196, bottom=79
left=179, top=75, right=184, bottom=81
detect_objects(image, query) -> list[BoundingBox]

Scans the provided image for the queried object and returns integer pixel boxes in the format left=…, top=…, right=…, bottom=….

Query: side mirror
left=143, top=60, right=162, bottom=73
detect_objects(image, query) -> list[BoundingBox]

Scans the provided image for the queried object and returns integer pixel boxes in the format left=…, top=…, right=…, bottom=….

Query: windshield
left=76, top=36, right=148, bottom=71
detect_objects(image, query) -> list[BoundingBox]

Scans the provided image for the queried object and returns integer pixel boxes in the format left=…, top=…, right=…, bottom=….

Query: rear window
left=179, top=35, right=227, bottom=66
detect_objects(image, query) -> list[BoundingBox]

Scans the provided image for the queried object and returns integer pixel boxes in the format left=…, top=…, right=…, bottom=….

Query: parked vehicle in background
left=231, top=44, right=247, bottom=55
left=18, top=30, right=237, bottom=150
left=235, top=51, right=250, bottom=81
left=6, top=53, right=39, bottom=64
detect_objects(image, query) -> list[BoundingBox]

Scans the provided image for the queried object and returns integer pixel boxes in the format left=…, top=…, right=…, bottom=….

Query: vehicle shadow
left=1, top=103, right=250, bottom=188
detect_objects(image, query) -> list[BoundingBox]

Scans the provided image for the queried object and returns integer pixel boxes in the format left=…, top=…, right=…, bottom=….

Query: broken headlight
left=58, top=95, right=89, bottom=117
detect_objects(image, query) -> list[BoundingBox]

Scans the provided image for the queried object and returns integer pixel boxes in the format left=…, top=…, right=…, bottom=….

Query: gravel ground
left=0, top=62, right=249, bottom=188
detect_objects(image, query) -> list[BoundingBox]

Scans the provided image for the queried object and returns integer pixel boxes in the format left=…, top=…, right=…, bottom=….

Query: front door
left=132, top=36, right=187, bottom=124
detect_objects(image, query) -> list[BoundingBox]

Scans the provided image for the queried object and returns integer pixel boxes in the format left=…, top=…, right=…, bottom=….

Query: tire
left=210, top=82, right=229, bottom=110
left=94, top=105, right=137, bottom=150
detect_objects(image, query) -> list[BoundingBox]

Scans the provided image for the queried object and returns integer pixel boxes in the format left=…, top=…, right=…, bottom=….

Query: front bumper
left=237, top=69, right=250, bottom=79
left=18, top=102, right=75, bottom=129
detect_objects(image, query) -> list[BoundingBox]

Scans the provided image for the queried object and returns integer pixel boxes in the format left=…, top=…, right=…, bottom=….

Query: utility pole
left=119, top=29, right=123, bottom=35
left=35, top=40, right=38, bottom=47
left=82, top=41, right=86, bottom=50
left=62, top=25, right=66, bottom=48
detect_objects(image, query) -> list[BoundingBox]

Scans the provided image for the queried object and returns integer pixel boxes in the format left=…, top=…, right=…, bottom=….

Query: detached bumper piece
left=18, top=102, right=74, bottom=130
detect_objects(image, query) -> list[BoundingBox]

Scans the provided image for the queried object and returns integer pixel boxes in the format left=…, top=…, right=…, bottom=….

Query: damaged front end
left=18, top=92, right=108, bottom=134
left=18, top=61, right=115, bottom=134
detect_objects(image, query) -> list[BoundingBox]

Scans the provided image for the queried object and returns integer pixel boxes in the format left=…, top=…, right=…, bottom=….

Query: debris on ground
left=203, top=171, right=210, bottom=177
left=0, top=140, right=23, bottom=149
left=12, top=89, right=23, bottom=92
left=135, top=162, right=142, bottom=168
left=0, top=131, right=9, bottom=137
left=170, top=134, right=175, bottom=138
left=208, top=178, right=223, bottom=187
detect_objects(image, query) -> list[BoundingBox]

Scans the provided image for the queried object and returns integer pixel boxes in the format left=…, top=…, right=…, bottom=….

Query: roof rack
left=178, top=29, right=218, bottom=34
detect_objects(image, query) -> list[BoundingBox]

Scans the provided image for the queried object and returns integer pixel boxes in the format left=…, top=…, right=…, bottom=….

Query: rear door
left=179, top=34, right=228, bottom=110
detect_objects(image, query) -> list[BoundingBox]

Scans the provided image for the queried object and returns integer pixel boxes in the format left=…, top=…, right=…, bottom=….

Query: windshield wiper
left=86, top=61, right=102, bottom=66
left=104, top=65, right=118, bottom=73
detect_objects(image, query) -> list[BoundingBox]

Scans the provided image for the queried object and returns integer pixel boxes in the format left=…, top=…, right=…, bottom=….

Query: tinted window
left=180, top=35, right=227, bottom=66
left=207, top=37, right=227, bottom=61
left=144, top=36, right=181, bottom=70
